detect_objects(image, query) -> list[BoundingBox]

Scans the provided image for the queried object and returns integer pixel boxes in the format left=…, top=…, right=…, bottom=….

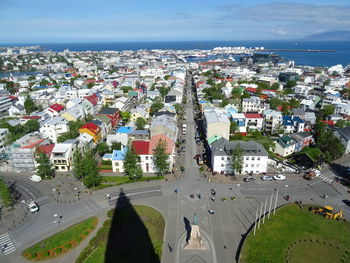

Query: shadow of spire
left=104, top=190, right=160, bottom=263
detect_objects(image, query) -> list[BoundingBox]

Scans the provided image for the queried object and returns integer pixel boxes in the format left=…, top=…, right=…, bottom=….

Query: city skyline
left=1, top=0, right=350, bottom=43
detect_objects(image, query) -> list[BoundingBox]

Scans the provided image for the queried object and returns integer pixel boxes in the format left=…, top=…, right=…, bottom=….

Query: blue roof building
left=115, top=126, right=133, bottom=134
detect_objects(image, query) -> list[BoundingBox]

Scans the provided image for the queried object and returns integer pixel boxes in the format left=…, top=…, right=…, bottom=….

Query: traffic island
left=240, top=204, right=350, bottom=263
left=22, top=217, right=98, bottom=261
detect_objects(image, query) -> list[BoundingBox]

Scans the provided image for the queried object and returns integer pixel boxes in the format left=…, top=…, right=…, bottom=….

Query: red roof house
left=132, top=141, right=150, bottom=155
left=85, top=94, right=99, bottom=106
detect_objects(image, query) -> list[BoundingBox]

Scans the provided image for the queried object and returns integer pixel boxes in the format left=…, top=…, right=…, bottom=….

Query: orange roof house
left=79, top=122, right=101, bottom=144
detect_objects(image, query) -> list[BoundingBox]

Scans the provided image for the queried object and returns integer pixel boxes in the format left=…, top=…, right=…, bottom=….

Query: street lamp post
left=253, top=208, right=258, bottom=235
left=258, top=202, right=263, bottom=230
left=263, top=197, right=268, bottom=224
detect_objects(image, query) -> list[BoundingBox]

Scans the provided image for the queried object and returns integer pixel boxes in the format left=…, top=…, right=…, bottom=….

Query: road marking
left=0, top=232, right=16, bottom=255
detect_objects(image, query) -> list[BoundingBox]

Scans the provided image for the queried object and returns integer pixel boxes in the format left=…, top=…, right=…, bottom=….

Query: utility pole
left=274, top=189, right=279, bottom=215
left=253, top=208, right=258, bottom=235
left=258, top=202, right=263, bottom=229
left=263, top=197, right=267, bottom=224
left=268, top=193, right=273, bottom=219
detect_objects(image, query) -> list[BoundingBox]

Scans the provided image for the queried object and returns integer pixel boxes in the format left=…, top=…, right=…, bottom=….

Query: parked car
left=243, top=176, right=255, bottom=182
left=181, top=147, right=186, bottom=152
left=261, top=175, right=273, bottom=181
left=273, top=174, right=286, bottom=181
left=208, top=209, right=215, bottom=215
left=211, top=189, right=216, bottom=195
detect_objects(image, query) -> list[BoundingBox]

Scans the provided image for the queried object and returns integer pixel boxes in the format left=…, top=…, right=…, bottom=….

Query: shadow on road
left=183, top=216, right=191, bottom=242
left=104, top=191, right=160, bottom=263
left=330, top=163, right=350, bottom=187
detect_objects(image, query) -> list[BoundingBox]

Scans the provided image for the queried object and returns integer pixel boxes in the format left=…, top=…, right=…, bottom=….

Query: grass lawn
left=96, top=175, right=164, bottom=189
left=76, top=205, right=165, bottom=263
left=299, top=147, right=324, bottom=162
left=241, top=204, right=350, bottom=263
left=23, top=217, right=97, bottom=259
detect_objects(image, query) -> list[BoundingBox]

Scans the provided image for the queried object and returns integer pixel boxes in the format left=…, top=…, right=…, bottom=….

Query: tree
left=159, top=86, right=170, bottom=98
left=135, top=117, right=146, bottom=130
left=111, top=142, right=122, bottom=151
left=231, top=88, right=242, bottom=99
left=36, top=153, right=55, bottom=179
left=269, top=97, right=284, bottom=110
left=120, top=111, right=131, bottom=123
left=82, top=150, right=102, bottom=188
left=320, top=105, right=335, bottom=118
left=72, top=148, right=85, bottom=180
left=150, top=102, right=164, bottom=116
left=96, top=142, right=110, bottom=156
left=231, top=144, right=243, bottom=175
left=270, top=83, right=280, bottom=90
left=24, top=119, right=40, bottom=133
left=123, top=142, right=143, bottom=179
left=230, top=121, right=238, bottom=134
left=121, top=86, right=132, bottom=94
left=153, top=139, right=170, bottom=177
left=335, top=119, right=350, bottom=128
left=286, top=80, right=297, bottom=88
left=24, top=96, right=38, bottom=114
left=289, top=98, right=300, bottom=109
left=0, top=178, right=13, bottom=207
left=174, top=104, right=184, bottom=115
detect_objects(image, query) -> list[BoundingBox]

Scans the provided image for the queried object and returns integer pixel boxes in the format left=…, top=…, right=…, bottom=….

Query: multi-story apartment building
left=210, top=138, right=268, bottom=174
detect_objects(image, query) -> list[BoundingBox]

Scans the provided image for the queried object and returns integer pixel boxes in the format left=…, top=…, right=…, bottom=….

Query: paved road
left=2, top=73, right=350, bottom=263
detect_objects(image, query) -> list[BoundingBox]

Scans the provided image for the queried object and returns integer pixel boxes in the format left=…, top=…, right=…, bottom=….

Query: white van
left=182, top=124, right=187, bottom=134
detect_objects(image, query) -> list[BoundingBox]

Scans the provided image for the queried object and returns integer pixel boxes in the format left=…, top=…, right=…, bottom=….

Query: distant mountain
left=303, top=31, right=350, bottom=41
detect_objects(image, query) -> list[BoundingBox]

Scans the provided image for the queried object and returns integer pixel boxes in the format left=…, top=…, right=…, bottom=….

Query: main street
left=2, top=75, right=350, bottom=263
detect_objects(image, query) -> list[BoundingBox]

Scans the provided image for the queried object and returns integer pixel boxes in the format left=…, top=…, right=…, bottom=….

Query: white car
left=273, top=174, right=286, bottom=181
left=28, top=201, right=39, bottom=213
left=261, top=175, right=273, bottom=181
left=29, top=175, right=42, bottom=182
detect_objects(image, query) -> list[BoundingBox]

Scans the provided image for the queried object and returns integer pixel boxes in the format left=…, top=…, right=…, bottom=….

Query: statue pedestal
left=184, top=225, right=206, bottom=249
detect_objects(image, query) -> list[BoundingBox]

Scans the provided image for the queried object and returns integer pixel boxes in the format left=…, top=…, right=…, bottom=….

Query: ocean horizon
left=1, top=40, right=350, bottom=67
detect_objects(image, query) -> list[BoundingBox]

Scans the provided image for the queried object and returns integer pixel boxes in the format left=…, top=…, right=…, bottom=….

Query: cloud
left=271, top=29, right=288, bottom=35
left=220, top=2, right=350, bottom=26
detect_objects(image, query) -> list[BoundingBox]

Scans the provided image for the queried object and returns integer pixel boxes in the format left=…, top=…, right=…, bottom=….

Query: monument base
left=184, top=225, right=206, bottom=249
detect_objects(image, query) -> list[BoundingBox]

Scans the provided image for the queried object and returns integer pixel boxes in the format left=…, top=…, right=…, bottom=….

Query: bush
left=84, top=231, right=90, bottom=236
left=42, top=251, right=50, bottom=258
left=101, top=160, right=112, bottom=165
left=64, top=243, right=72, bottom=250
left=107, top=209, right=114, bottom=218
left=55, top=247, right=62, bottom=254
left=31, top=253, right=37, bottom=258
left=76, top=237, right=82, bottom=243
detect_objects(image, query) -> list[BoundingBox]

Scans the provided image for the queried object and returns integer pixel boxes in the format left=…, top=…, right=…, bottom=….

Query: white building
left=210, top=138, right=268, bottom=174
left=204, top=110, right=230, bottom=141
left=39, top=117, right=69, bottom=143
left=51, top=139, right=78, bottom=172
left=263, top=110, right=283, bottom=134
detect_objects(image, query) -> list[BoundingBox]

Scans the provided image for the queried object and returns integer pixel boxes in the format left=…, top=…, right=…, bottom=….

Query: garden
left=22, top=217, right=98, bottom=261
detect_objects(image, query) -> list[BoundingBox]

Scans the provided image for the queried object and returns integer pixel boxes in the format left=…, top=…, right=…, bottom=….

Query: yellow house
left=61, top=111, right=77, bottom=122
left=78, top=123, right=102, bottom=144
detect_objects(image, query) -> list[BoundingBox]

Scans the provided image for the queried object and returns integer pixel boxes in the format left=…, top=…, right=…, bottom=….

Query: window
left=115, top=162, right=119, bottom=166
left=251, top=164, right=254, bottom=167
left=256, top=164, right=260, bottom=167
left=245, top=164, right=248, bottom=167
left=257, top=157, right=260, bottom=161
left=227, top=157, right=230, bottom=161
left=221, top=157, right=224, bottom=160
left=145, top=156, right=149, bottom=160
left=246, top=157, right=249, bottom=160
left=252, top=157, right=255, bottom=161
left=221, top=164, right=224, bottom=167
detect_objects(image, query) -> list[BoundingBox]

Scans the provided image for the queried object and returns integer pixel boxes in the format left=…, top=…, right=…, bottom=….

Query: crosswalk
left=318, top=175, right=334, bottom=183
left=0, top=232, right=16, bottom=256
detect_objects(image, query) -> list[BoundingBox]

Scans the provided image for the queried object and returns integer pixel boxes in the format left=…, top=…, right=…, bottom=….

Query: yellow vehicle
left=310, top=205, right=343, bottom=220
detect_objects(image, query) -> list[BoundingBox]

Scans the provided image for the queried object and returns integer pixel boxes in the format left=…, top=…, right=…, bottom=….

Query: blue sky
left=1, top=0, right=350, bottom=43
